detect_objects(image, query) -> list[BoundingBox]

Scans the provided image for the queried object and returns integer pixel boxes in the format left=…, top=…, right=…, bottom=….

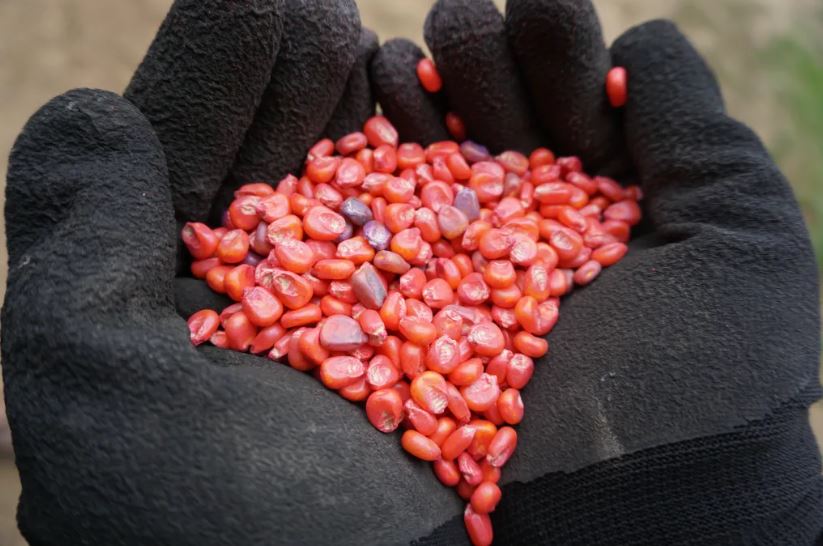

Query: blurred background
left=1, top=1, right=821, bottom=544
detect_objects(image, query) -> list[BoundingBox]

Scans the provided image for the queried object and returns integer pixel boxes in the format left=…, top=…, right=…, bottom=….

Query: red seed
left=470, top=482, right=502, bottom=514
left=250, top=323, right=287, bottom=354
left=606, top=66, right=628, bottom=108
left=433, top=307, right=463, bottom=341
left=467, top=322, right=505, bottom=357
left=224, top=264, right=256, bottom=302
left=483, top=402, right=505, bottom=426
left=270, top=269, right=313, bottom=309
left=604, top=199, right=642, bottom=226
left=274, top=238, right=316, bottom=274
left=241, top=286, right=284, bottom=327
left=461, top=373, right=501, bottom=412
left=437, top=206, right=470, bottom=239
left=216, top=229, right=250, bottom=264
left=457, top=273, right=490, bottom=306
left=441, top=425, right=476, bottom=461
left=464, top=505, right=493, bottom=546
left=266, top=215, right=303, bottom=245
left=400, top=341, right=426, bottom=379
left=433, top=459, right=461, bottom=487
left=457, top=479, right=477, bottom=501
left=364, top=116, right=399, bottom=148
left=373, top=144, right=398, bottom=174
left=191, top=257, right=221, bottom=279
left=458, top=452, right=483, bottom=486
left=399, top=316, right=438, bottom=347
left=181, top=222, right=219, bottom=260
left=335, top=131, right=368, bottom=155
left=425, top=335, right=460, bottom=374
left=573, top=259, right=602, bottom=286
left=448, top=358, right=484, bottom=386
left=401, top=430, right=441, bottom=461
left=410, top=370, right=449, bottom=415
left=467, top=420, right=498, bottom=460
left=480, top=460, right=501, bottom=484
left=416, top=58, right=443, bottom=93
left=313, top=258, right=356, bottom=280
left=497, top=388, right=524, bottom=425
left=224, top=311, right=257, bottom=352
left=187, top=309, right=220, bottom=346
left=592, top=241, right=628, bottom=267
left=430, top=416, right=458, bottom=446
left=305, top=156, right=339, bottom=184
left=358, top=309, right=387, bottom=346
left=374, top=250, right=411, bottom=275
left=351, top=262, right=387, bottom=309
left=219, top=303, right=243, bottom=326
left=268, top=332, right=292, bottom=361
left=482, top=260, right=516, bottom=289
left=445, top=112, right=467, bottom=141
left=303, top=206, right=347, bottom=241
left=398, top=268, right=427, bottom=299
left=298, top=327, right=329, bottom=364
left=485, top=350, right=511, bottom=386
left=397, top=143, right=426, bottom=170
left=336, top=157, right=367, bottom=187
left=420, top=181, right=454, bottom=212
left=446, top=382, right=472, bottom=424
left=319, top=356, right=365, bottom=390
left=366, top=388, right=404, bottom=433
left=339, top=377, right=371, bottom=402
left=507, top=353, right=535, bottom=389
left=487, top=426, right=517, bottom=467
left=320, top=315, right=367, bottom=351
left=280, top=304, right=322, bottom=329
left=421, top=278, right=454, bottom=309
left=390, top=228, right=424, bottom=262
left=404, top=398, right=438, bottom=435
left=366, top=354, right=402, bottom=390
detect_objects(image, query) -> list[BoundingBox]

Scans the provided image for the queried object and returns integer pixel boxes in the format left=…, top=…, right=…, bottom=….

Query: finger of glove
left=124, top=0, right=283, bottom=222
left=504, top=0, right=623, bottom=170
left=4, top=89, right=175, bottom=320
left=424, top=0, right=543, bottom=154
left=500, top=22, right=819, bottom=481
left=370, top=38, right=449, bottom=146
left=370, top=38, right=450, bottom=146
left=215, top=0, right=361, bottom=218
left=323, top=27, right=379, bottom=141
left=612, top=21, right=812, bottom=240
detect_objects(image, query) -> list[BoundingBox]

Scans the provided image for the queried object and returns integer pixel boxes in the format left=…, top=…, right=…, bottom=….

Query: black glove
left=370, top=0, right=823, bottom=544
left=2, top=1, right=468, bottom=545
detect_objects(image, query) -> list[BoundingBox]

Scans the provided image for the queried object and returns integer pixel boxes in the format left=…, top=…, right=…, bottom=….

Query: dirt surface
left=1, top=1, right=821, bottom=544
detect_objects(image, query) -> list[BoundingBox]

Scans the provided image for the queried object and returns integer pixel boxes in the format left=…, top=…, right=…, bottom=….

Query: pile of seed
left=184, top=103, right=639, bottom=544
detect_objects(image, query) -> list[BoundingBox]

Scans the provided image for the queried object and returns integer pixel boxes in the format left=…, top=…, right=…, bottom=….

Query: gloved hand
left=2, top=1, right=468, bottom=545
left=370, top=0, right=823, bottom=544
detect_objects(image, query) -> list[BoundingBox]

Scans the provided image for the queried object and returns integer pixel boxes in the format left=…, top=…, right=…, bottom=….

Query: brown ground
left=1, top=1, right=821, bottom=544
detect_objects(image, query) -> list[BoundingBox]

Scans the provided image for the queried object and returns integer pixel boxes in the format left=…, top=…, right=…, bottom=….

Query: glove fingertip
left=219, top=0, right=361, bottom=214
left=506, top=0, right=625, bottom=169
left=424, top=0, right=543, bottom=153
left=125, top=0, right=284, bottom=222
